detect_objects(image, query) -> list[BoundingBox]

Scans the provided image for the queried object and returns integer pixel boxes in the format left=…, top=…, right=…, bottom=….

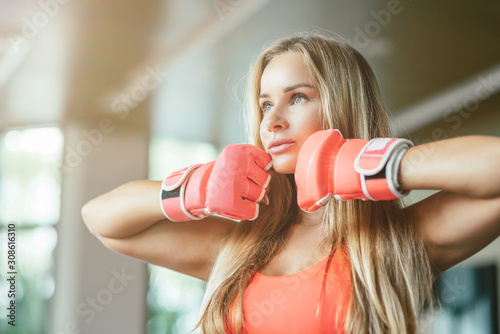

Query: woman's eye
left=261, top=102, right=272, bottom=113
left=292, top=94, right=307, bottom=105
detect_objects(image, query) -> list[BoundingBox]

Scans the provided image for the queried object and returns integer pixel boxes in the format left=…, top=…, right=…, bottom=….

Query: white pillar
left=48, top=0, right=164, bottom=331
left=50, top=118, right=150, bottom=334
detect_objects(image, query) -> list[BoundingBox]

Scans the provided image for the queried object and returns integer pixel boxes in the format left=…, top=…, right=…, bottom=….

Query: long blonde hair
left=194, top=33, right=435, bottom=334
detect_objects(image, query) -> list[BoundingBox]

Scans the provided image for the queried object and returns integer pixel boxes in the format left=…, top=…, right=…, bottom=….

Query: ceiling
left=0, top=0, right=499, bottom=146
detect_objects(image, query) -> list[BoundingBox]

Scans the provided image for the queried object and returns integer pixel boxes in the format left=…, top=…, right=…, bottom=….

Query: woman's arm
left=400, top=135, right=500, bottom=274
left=82, top=181, right=166, bottom=238
left=400, top=135, right=500, bottom=198
left=82, top=181, right=236, bottom=281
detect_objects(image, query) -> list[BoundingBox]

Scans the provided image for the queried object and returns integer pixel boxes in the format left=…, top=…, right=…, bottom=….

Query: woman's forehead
left=260, top=52, right=315, bottom=94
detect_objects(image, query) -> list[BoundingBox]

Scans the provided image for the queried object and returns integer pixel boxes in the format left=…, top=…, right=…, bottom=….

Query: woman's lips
left=269, top=139, right=295, bottom=154
left=268, top=142, right=296, bottom=154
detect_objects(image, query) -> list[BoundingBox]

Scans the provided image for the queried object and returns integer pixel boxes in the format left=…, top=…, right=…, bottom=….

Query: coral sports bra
left=225, top=244, right=351, bottom=334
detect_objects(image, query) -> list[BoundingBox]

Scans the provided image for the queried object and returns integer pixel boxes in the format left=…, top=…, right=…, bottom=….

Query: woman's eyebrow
left=259, top=83, right=315, bottom=98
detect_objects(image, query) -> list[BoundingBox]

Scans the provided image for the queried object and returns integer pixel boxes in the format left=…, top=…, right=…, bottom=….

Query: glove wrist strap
left=355, top=138, right=413, bottom=200
left=160, top=164, right=204, bottom=222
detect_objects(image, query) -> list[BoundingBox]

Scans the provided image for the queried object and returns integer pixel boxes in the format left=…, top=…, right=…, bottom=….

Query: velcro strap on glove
left=160, top=163, right=211, bottom=222
left=354, top=138, right=413, bottom=200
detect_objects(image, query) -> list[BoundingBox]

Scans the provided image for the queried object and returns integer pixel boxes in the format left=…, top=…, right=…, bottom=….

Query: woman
left=82, top=34, right=500, bottom=333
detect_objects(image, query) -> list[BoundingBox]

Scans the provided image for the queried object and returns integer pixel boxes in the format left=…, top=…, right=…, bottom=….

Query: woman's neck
left=295, top=206, right=325, bottom=226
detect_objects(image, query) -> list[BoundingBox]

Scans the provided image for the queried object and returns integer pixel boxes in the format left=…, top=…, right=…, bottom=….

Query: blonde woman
left=82, top=34, right=500, bottom=333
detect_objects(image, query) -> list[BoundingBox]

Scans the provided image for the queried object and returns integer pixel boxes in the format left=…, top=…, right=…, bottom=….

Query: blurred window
left=0, top=127, right=63, bottom=333
left=433, top=264, right=498, bottom=334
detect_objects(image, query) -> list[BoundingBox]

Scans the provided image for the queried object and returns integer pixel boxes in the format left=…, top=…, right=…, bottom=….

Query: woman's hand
left=160, top=144, right=273, bottom=222
left=294, top=129, right=412, bottom=212
left=205, top=144, right=273, bottom=221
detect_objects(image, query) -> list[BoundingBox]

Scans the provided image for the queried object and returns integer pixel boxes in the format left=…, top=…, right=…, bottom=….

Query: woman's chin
left=270, top=159, right=296, bottom=174
left=273, top=168, right=295, bottom=175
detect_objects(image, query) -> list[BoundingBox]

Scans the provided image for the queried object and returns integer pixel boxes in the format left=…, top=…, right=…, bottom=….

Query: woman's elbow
left=81, top=199, right=102, bottom=237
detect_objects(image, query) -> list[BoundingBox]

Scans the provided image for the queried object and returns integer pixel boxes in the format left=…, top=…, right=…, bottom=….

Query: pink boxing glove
left=160, top=144, right=273, bottom=222
left=295, top=129, right=413, bottom=212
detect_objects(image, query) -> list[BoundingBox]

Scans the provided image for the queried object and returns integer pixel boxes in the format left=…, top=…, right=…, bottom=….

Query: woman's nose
left=265, top=105, right=288, bottom=132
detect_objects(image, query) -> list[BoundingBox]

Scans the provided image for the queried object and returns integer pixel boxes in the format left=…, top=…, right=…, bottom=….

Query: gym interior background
left=0, top=0, right=499, bottom=333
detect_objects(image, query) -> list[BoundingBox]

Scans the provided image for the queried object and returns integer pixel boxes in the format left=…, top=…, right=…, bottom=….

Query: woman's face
left=259, top=51, right=323, bottom=174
